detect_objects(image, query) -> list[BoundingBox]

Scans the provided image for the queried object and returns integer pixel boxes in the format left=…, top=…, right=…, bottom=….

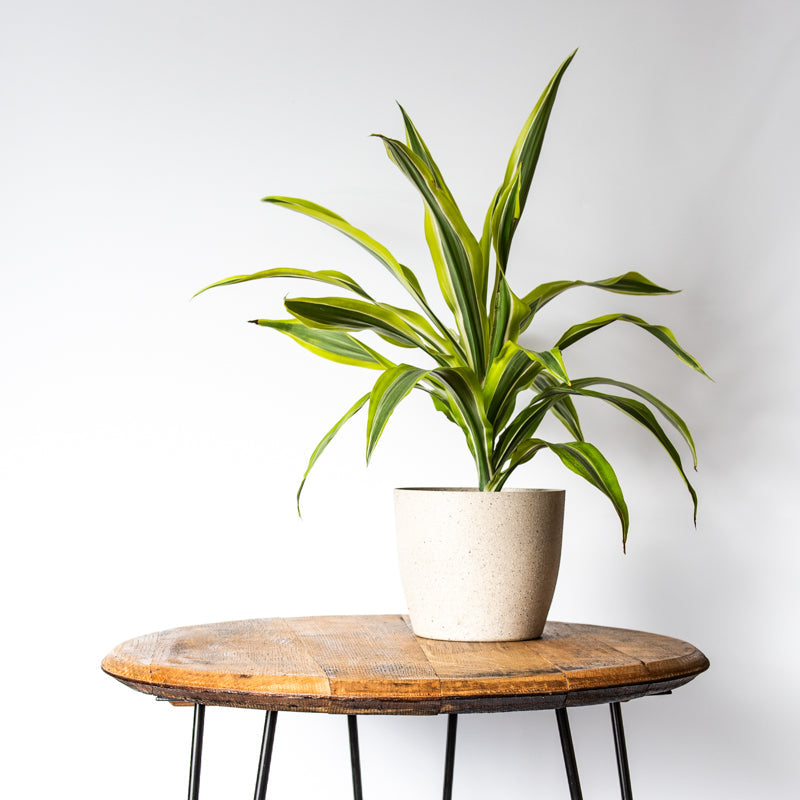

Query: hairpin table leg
left=610, top=702, right=634, bottom=799
left=347, top=715, right=364, bottom=800
left=442, top=714, right=458, bottom=800
left=555, top=707, right=583, bottom=800
left=253, top=710, right=278, bottom=800
left=187, top=704, right=205, bottom=800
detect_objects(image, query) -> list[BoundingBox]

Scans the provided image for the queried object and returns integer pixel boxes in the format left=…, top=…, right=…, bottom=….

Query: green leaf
left=249, top=318, right=394, bottom=370
left=429, top=367, right=493, bottom=488
left=374, top=135, right=488, bottom=375
left=488, top=272, right=530, bottom=361
left=397, top=104, right=452, bottom=197
left=366, top=365, right=429, bottom=462
left=261, top=195, right=451, bottom=338
left=522, top=345, right=570, bottom=384
left=297, top=392, right=370, bottom=515
left=533, top=373, right=584, bottom=441
left=490, top=167, right=522, bottom=271
left=262, top=196, right=406, bottom=285
left=382, top=303, right=457, bottom=360
left=495, top=439, right=548, bottom=474
left=571, top=376, right=696, bottom=468
left=397, top=105, right=491, bottom=313
left=284, top=296, right=451, bottom=362
left=478, top=186, right=502, bottom=302
left=492, top=390, right=564, bottom=470
left=194, top=267, right=374, bottom=300
left=428, top=390, right=459, bottom=426
left=546, top=441, right=629, bottom=548
left=483, top=344, right=571, bottom=430
left=521, top=271, right=678, bottom=323
left=484, top=342, right=542, bottom=430
left=556, top=313, right=710, bottom=377
left=498, top=50, right=576, bottom=250
left=565, top=387, right=698, bottom=522
left=490, top=438, right=629, bottom=548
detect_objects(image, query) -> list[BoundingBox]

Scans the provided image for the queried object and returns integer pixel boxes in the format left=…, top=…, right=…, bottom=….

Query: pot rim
left=394, top=487, right=564, bottom=494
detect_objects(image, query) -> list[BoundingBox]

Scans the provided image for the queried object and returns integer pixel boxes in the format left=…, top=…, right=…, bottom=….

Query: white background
left=3, top=1, right=799, bottom=797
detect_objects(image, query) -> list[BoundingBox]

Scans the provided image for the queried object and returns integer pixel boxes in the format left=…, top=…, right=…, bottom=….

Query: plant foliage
left=197, top=51, right=708, bottom=548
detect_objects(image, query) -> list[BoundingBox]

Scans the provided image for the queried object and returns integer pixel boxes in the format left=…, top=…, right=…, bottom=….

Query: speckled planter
left=395, top=488, right=565, bottom=642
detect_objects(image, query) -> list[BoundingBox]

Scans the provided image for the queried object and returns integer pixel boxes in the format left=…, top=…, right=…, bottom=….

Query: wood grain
left=102, top=616, right=709, bottom=715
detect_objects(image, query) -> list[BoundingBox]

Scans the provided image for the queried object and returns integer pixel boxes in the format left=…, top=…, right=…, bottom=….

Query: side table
left=102, top=615, right=708, bottom=799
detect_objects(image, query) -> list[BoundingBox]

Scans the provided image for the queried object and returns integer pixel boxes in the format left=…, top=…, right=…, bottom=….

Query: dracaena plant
left=197, top=51, right=707, bottom=548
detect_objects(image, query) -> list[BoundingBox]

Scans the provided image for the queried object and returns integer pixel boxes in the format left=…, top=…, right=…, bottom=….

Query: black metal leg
left=348, top=715, right=364, bottom=800
left=442, top=713, right=458, bottom=800
left=555, top=707, right=583, bottom=800
left=253, top=710, right=278, bottom=800
left=187, top=704, right=206, bottom=800
left=610, top=703, right=634, bottom=800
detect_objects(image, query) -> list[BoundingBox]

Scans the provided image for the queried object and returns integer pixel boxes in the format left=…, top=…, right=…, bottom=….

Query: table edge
left=102, top=651, right=709, bottom=715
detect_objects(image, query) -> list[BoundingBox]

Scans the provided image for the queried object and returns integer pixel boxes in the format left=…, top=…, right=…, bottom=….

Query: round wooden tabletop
left=102, top=615, right=709, bottom=715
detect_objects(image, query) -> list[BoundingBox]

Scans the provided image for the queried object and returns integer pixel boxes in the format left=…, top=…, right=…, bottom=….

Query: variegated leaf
left=374, top=135, right=488, bottom=375
left=493, top=390, right=564, bottom=470
left=571, top=376, right=696, bottom=468
left=499, top=50, right=576, bottom=244
left=429, top=367, right=493, bottom=487
left=566, top=387, right=698, bottom=521
left=490, top=167, right=522, bottom=271
left=262, top=195, right=451, bottom=340
left=284, top=296, right=451, bottom=363
left=478, top=186, right=502, bottom=301
left=194, top=267, right=374, bottom=300
left=546, top=441, right=629, bottom=547
left=533, top=373, right=584, bottom=441
left=297, top=393, right=370, bottom=514
left=484, top=342, right=542, bottom=429
left=556, top=313, right=709, bottom=377
left=366, top=365, right=429, bottom=462
left=523, top=345, right=570, bottom=384
left=398, top=104, right=452, bottom=197
left=490, top=438, right=629, bottom=548
left=520, top=271, right=678, bottom=330
left=249, top=318, right=394, bottom=370
left=488, top=272, right=530, bottom=361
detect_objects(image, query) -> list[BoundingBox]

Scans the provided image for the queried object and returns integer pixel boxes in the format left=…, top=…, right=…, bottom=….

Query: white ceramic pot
left=394, top=488, right=565, bottom=642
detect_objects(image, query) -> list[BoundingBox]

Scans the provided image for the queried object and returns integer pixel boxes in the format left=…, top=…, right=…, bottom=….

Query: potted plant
left=196, top=50, right=706, bottom=642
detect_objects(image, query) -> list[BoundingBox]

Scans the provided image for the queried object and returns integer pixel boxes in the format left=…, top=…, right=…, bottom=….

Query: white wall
left=3, top=0, right=798, bottom=797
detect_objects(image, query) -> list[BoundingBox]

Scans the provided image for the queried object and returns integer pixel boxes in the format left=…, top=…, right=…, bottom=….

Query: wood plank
left=568, top=623, right=710, bottom=681
left=514, top=621, right=652, bottom=692
left=417, top=635, right=568, bottom=699
left=287, top=615, right=441, bottom=701
left=104, top=618, right=330, bottom=699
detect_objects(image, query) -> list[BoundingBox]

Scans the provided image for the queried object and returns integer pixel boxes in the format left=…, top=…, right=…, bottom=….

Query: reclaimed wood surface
left=102, top=615, right=709, bottom=715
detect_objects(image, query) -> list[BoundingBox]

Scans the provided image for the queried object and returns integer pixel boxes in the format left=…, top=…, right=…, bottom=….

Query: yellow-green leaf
left=249, top=319, right=394, bottom=370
